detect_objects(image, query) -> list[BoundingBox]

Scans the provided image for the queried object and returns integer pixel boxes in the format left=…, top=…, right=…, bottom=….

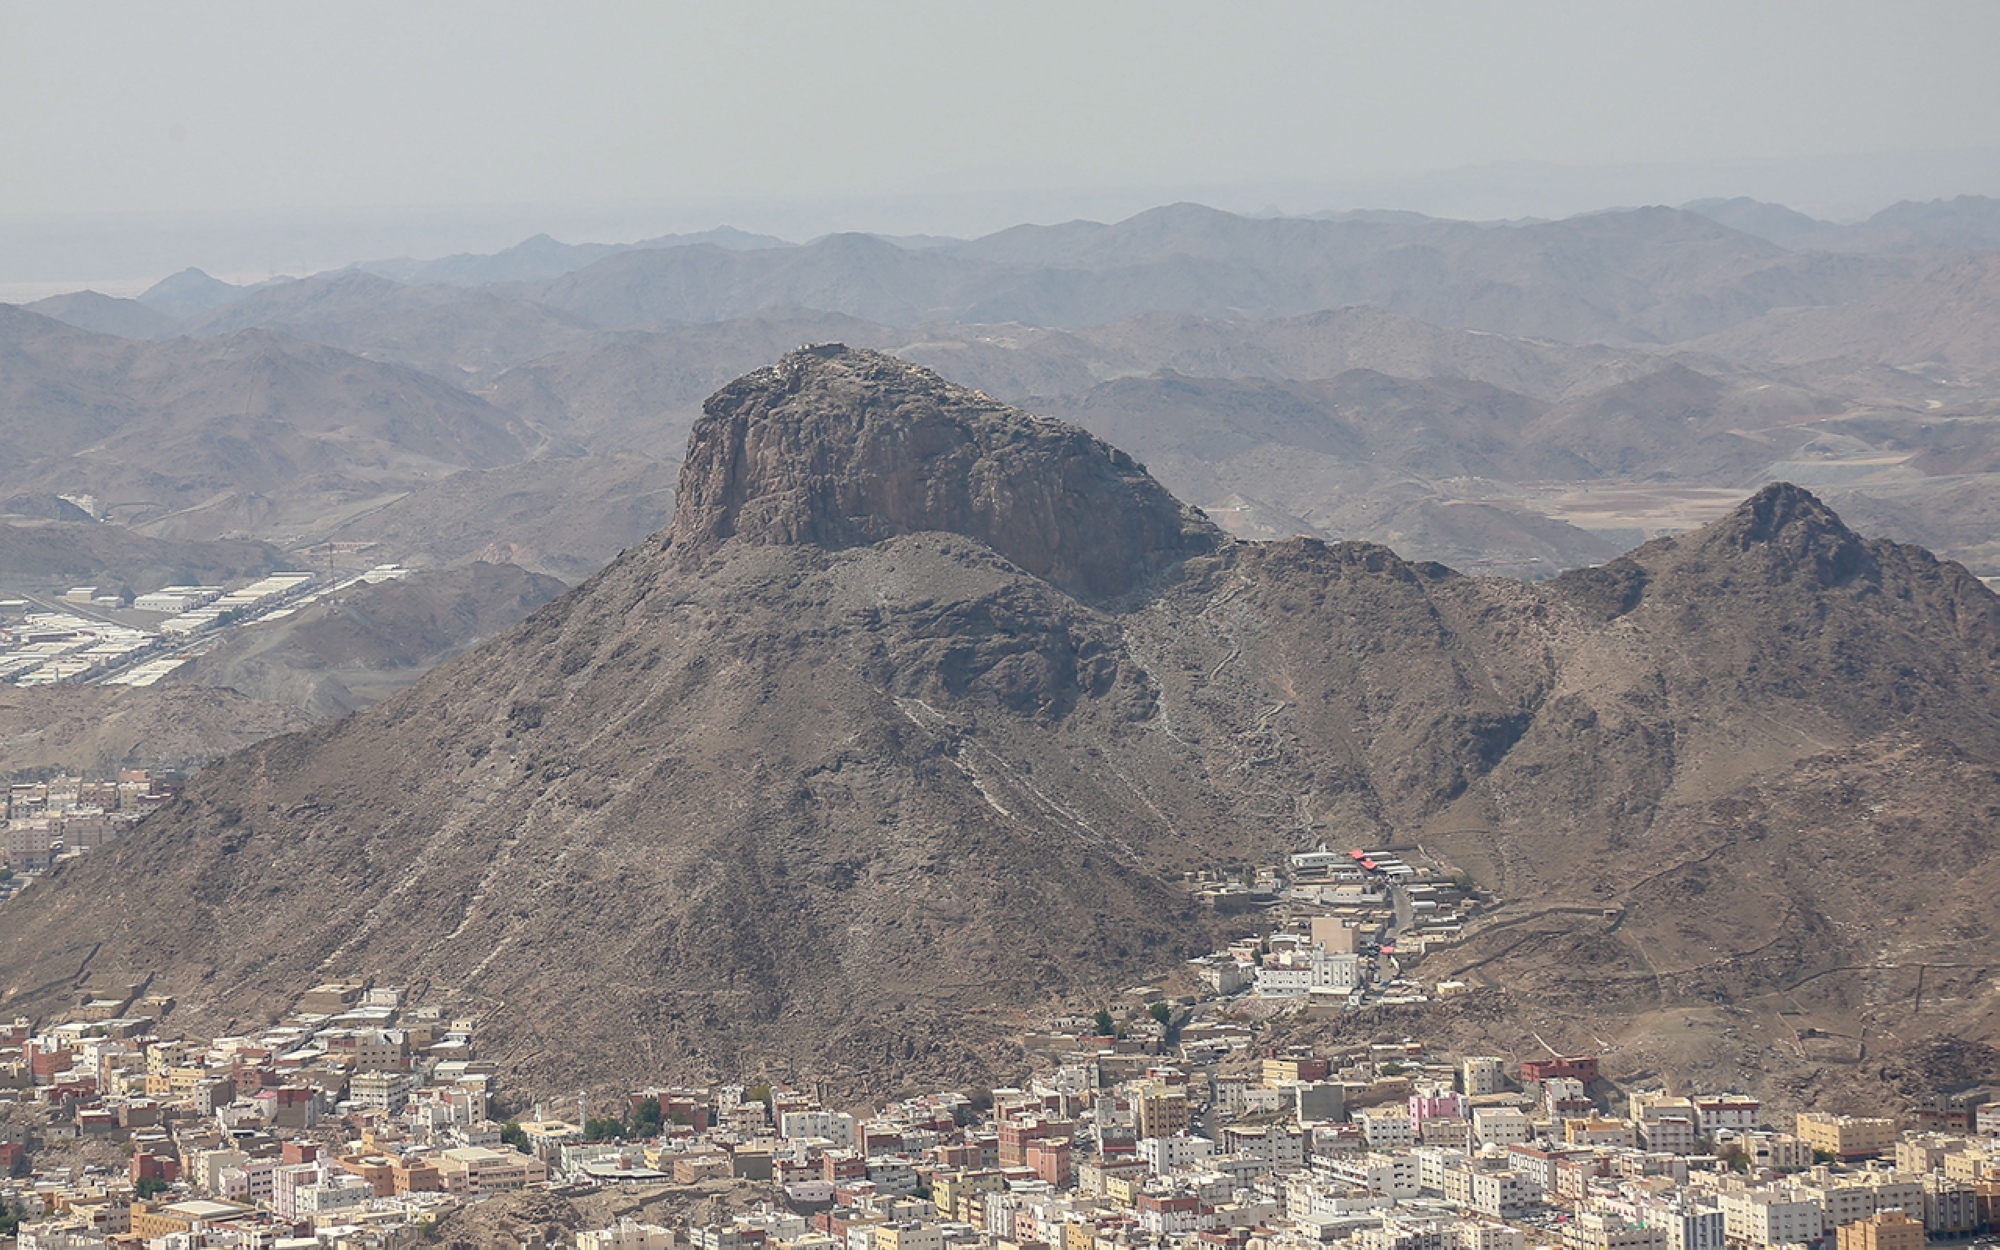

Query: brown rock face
left=669, top=345, right=1221, bottom=603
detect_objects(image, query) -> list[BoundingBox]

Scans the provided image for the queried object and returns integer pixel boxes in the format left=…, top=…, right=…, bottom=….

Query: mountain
left=318, top=453, right=680, bottom=584
left=1680, top=196, right=2000, bottom=259
left=3, top=349, right=1996, bottom=1106
left=0, top=684, right=311, bottom=780
left=948, top=203, right=1904, bottom=343
left=477, top=309, right=904, bottom=456
left=1691, top=252, right=2000, bottom=377
left=1681, top=197, right=1840, bottom=250
left=1065, top=308, right=1653, bottom=401
left=525, top=234, right=997, bottom=329
left=181, top=272, right=600, bottom=383
left=512, top=205, right=1904, bottom=345
left=353, top=227, right=794, bottom=287
left=136, top=268, right=252, bottom=320
left=0, top=306, right=551, bottom=543
left=1824, top=195, right=2000, bottom=257
left=0, top=520, right=290, bottom=593
left=181, top=562, right=568, bottom=716
left=19, top=291, right=178, bottom=340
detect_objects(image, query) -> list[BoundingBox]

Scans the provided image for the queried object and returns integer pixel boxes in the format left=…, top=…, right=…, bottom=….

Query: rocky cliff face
left=2, top=352, right=1996, bottom=1106
left=669, top=345, right=1221, bottom=603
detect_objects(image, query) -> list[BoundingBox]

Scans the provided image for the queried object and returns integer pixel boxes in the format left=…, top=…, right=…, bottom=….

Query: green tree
left=1378, top=1062, right=1406, bottom=1077
left=1149, top=1002, right=1172, bottom=1026
left=135, top=1176, right=170, bottom=1199
left=499, top=1120, right=529, bottom=1152
left=583, top=1115, right=627, bottom=1141
left=0, top=1199, right=19, bottom=1237
left=1094, top=1008, right=1115, bottom=1036
left=631, top=1096, right=664, bottom=1135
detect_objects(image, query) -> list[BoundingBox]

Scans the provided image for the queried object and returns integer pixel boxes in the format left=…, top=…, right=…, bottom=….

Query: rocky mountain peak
left=667, top=344, right=1223, bottom=603
left=1691, top=481, right=1871, bottom=585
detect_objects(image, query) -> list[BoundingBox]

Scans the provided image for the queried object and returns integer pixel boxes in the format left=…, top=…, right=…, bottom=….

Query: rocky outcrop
left=669, top=345, right=1221, bottom=603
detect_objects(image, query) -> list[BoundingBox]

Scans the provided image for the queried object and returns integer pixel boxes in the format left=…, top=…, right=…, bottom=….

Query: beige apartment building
left=436, top=1145, right=548, bottom=1194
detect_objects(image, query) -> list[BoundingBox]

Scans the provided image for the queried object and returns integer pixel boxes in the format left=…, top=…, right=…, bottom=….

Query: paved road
left=1378, top=882, right=1414, bottom=982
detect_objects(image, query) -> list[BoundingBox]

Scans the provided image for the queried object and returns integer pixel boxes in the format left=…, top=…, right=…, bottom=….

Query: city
left=2, top=846, right=1996, bottom=1249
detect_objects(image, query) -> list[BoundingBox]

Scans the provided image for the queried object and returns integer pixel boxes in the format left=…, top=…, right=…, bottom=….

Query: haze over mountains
left=2, top=348, right=1994, bottom=1108
left=1, top=191, right=1997, bottom=751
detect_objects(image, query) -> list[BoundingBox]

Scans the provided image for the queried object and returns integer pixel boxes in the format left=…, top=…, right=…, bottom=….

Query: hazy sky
left=3, top=0, right=1998, bottom=287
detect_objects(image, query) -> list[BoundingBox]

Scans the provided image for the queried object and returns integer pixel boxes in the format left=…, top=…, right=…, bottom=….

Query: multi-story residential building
left=1718, top=1189, right=1822, bottom=1246
left=579, top=1222, right=679, bottom=1250
left=350, top=1069, right=416, bottom=1112
left=1469, top=1170, right=1532, bottom=1220
left=1797, top=1113, right=1897, bottom=1160
left=1545, top=1079, right=1593, bottom=1118
left=1562, top=1211, right=1666, bottom=1250
left=1640, top=1116, right=1698, bottom=1156
left=873, top=1222, right=943, bottom=1250
left=1138, top=1134, right=1214, bottom=1175
left=1410, top=1083, right=1469, bottom=1132
left=271, top=1161, right=323, bottom=1221
left=294, top=1174, right=373, bottom=1223
left=1461, top=1057, right=1506, bottom=1097
left=1357, top=1108, right=1415, bottom=1150
left=1134, top=1193, right=1212, bottom=1236
left=1746, top=1132, right=1812, bottom=1171
left=436, top=1145, right=547, bottom=1194
left=1220, top=1124, right=1303, bottom=1169
left=1324, top=1153, right=1421, bottom=1199
left=1660, top=1203, right=1725, bottom=1250
left=1133, top=1084, right=1190, bottom=1140
left=1922, top=1174, right=1979, bottom=1236
left=1472, top=1107, right=1530, bottom=1146
left=1565, top=1117, right=1635, bottom=1149
left=1835, top=1211, right=1923, bottom=1250
left=1692, top=1097, right=1761, bottom=1135
left=1446, top=1222, right=1527, bottom=1250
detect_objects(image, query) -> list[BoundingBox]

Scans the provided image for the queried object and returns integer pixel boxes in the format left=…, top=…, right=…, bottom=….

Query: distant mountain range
left=1, top=195, right=1997, bottom=740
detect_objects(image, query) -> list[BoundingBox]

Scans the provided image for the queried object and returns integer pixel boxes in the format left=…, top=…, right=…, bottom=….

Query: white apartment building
left=1357, top=1108, right=1416, bottom=1150
left=1325, top=1153, right=1422, bottom=1199
left=1473, top=1107, right=1531, bottom=1146
left=1139, top=1133, right=1215, bottom=1175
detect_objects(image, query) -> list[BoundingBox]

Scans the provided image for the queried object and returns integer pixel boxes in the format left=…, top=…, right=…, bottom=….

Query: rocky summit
left=2, top=347, right=1996, bottom=1104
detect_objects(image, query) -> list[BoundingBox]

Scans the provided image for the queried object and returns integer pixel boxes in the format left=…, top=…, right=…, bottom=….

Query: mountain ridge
left=1, top=350, right=1995, bottom=1104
